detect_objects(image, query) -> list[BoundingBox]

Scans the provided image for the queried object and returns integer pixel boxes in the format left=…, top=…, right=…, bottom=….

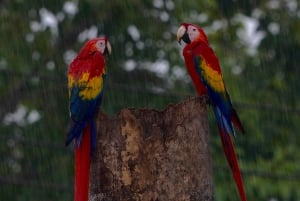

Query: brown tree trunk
left=89, top=96, right=213, bottom=201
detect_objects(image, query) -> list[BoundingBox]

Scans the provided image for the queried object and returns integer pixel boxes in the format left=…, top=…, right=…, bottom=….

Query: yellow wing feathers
left=198, top=58, right=225, bottom=93
left=68, top=72, right=104, bottom=100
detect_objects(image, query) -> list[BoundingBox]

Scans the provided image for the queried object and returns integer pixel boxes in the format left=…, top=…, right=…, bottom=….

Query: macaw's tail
left=74, top=124, right=91, bottom=201
left=66, top=120, right=86, bottom=147
left=231, top=108, right=245, bottom=134
left=214, top=108, right=247, bottom=201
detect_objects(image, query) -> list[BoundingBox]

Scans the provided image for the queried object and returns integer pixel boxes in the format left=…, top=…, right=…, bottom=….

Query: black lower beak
left=103, top=47, right=110, bottom=56
left=181, top=32, right=191, bottom=44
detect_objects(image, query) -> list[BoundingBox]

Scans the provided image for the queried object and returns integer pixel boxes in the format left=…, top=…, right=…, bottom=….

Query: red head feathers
left=77, top=37, right=112, bottom=59
left=177, top=22, right=209, bottom=44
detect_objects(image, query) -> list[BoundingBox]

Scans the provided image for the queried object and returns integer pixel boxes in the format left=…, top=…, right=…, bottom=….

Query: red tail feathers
left=217, top=126, right=247, bottom=201
left=75, top=125, right=91, bottom=201
left=231, top=109, right=245, bottom=134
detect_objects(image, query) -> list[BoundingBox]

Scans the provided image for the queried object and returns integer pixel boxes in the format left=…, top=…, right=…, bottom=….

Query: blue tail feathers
left=65, top=119, right=97, bottom=155
left=65, top=120, right=86, bottom=146
left=214, top=106, right=235, bottom=137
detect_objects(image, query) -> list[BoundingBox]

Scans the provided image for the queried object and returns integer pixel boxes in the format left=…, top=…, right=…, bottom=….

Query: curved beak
left=176, top=25, right=191, bottom=44
left=104, top=41, right=112, bottom=56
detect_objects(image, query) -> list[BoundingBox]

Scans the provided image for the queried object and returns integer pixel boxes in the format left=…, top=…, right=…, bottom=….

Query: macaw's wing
left=66, top=57, right=105, bottom=146
left=68, top=73, right=104, bottom=122
left=193, top=41, right=244, bottom=134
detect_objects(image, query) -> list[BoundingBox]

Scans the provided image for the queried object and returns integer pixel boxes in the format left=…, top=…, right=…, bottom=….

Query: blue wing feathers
left=214, top=106, right=235, bottom=137
left=66, top=89, right=103, bottom=148
left=65, top=120, right=86, bottom=146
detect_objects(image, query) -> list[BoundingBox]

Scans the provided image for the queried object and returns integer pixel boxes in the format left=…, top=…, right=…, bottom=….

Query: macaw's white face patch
left=187, top=25, right=201, bottom=42
left=95, top=39, right=106, bottom=54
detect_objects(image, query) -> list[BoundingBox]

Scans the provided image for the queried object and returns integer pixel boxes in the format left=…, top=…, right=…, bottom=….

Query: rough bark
left=89, top=96, right=213, bottom=201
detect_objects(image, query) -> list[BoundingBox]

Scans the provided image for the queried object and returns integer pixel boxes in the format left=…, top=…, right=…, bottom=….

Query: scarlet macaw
left=65, top=37, right=111, bottom=201
left=177, top=23, right=247, bottom=201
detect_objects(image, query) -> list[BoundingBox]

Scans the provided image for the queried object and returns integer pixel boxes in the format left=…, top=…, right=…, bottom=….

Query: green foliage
left=0, top=0, right=300, bottom=200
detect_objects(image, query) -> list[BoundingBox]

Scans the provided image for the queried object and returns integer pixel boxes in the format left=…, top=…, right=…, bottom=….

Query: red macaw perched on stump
left=65, top=37, right=111, bottom=201
left=177, top=23, right=247, bottom=201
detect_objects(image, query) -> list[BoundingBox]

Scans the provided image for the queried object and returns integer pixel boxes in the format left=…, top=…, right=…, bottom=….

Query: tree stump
left=89, top=96, right=213, bottom=201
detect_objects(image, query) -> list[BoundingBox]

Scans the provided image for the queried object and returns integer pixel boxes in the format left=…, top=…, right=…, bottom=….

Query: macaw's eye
left=193, top=28, right=196, bottom=31
left=96, top=40, right=109, bottom=54
left=96, top=41, right=106, bottom=50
